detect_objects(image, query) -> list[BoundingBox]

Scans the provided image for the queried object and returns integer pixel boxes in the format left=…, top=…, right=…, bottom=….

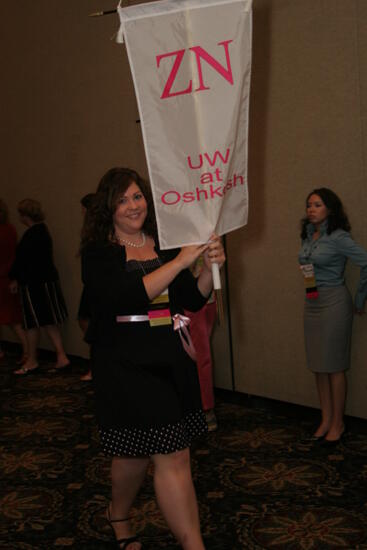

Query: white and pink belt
left=116, top=313, right=196, bottom=361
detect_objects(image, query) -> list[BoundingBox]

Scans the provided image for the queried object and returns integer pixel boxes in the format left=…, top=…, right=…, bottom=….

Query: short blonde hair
left=0, top=199, right=9, bottom=224
left=18, top=199, right=45, bottom=222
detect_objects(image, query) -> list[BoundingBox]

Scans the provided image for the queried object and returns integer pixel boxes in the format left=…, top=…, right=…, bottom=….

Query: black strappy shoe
left=106, top=504, right=142, bottom=549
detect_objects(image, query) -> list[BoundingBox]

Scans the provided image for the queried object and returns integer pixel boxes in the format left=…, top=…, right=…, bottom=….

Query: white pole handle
left=211, top=262, right=221, bottom=290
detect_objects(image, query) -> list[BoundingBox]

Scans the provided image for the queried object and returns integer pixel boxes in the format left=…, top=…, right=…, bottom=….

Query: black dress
left=82, top=242, right=208, bottom=457
left=77, top=286, right=91, bottom=320
left=9, top=223, right=68, bottom=329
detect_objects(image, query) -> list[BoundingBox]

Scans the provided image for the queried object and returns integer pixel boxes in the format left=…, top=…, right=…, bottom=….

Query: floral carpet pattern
left=1, top=345, right=367, bottom=549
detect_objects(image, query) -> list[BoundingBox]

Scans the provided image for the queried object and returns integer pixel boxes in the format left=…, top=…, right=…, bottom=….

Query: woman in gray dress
left=299, top=188, right=367, bottom=443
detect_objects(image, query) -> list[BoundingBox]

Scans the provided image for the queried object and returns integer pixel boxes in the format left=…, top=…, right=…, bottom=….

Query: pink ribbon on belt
left=172, top=314, right=197, bottom=362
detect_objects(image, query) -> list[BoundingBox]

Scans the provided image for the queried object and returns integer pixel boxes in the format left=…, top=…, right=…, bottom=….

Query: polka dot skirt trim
left=100, top=410, right=207, bottom=457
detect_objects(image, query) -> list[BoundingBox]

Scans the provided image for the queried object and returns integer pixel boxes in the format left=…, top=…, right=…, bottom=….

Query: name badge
left=148, top=308, right=172, bottom=327
left=150, top=289, right=169, bottom=306
left=300, top=263, right=318, bottom=299
left=148, top=289, right=172, bottom=326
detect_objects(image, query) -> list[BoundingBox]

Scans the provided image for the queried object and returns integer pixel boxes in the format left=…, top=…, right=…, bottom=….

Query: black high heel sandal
left=106, top=504, right=141, bottom=549
left=322, top=426, right=347, bottom=446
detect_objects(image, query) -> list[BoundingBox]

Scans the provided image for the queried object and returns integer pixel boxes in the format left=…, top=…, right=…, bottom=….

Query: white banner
left=118, top=0, right=252, bottom=249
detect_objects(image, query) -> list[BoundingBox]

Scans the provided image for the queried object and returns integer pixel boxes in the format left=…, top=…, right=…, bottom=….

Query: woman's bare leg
left=152, top=448, right=205, bottom=550
left=11, top=323, right=29, bottom=357
left=325, top=371, right=346, bottom=441
left=15, top=327, right=39, bottom=372
left=314, top=373, right=332, bottom=437
left=44, top=324, right=69, bottom=367
left=109, top=456, right=149, bottom=549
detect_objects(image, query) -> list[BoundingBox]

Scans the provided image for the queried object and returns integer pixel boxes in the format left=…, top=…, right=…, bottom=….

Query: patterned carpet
left=1, top=344, right=367, bottom=549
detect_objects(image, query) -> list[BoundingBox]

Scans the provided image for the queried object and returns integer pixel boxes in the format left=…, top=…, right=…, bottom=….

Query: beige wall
left=217, top=0, right=367, bottom=418
left=2, top=1, right=367, bottom=417
left=1, top=0, right=149, bottom=357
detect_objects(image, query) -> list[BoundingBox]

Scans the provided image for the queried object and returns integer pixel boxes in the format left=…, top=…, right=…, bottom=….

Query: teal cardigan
left=298, top=221, right=367, bottom=310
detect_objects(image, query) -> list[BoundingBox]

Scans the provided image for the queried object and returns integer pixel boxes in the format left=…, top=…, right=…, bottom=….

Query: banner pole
left=88, top=9, right=117, bottom=17
left=212, top=263, right=224, bottom=324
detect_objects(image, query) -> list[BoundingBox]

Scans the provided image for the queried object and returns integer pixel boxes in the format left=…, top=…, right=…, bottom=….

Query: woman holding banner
left=81, top=167, right=225, bottom=550
left=299, top=188, right=367, bottom=445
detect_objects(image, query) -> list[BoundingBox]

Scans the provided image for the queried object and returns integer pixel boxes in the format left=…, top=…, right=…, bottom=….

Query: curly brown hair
left=18, top=199, right=45, bottom=222
left=81, top=167, right=157, bottom=250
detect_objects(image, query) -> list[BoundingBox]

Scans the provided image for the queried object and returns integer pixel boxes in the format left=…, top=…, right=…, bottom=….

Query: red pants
left=185, top=302, right=217, bottom=411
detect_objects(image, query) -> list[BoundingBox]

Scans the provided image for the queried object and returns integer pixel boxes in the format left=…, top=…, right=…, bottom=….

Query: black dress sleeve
left=8, top=240, right=25, bottom=281
left=160, top=247, right=208, bottom=313
left=169, top=268, right=208, bottom=313
left=9, top=228, right=35, bottom=283
left=9, top=224, right=58, bottom=284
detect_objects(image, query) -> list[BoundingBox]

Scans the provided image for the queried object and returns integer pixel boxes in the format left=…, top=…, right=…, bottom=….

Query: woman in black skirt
left=299, top=188, right=367, bottom=444
left=9, top=199, right=69, bottom=374
left=81, top=167, right=225, bottom=550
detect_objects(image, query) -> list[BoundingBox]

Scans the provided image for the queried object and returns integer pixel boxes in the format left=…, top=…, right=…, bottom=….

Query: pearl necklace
left=117, top=232, right=146, bottom=248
